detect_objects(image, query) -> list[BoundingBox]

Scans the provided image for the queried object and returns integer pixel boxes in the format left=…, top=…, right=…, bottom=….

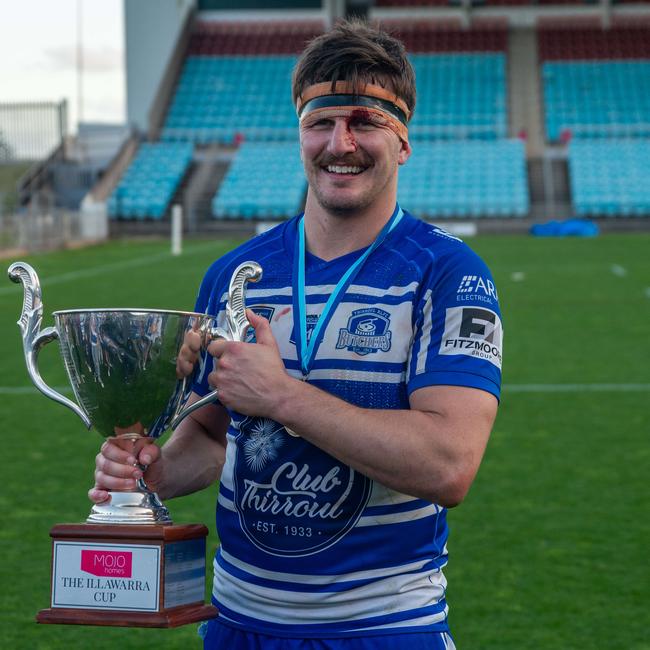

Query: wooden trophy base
left=37, top=523, right=218, bottom=628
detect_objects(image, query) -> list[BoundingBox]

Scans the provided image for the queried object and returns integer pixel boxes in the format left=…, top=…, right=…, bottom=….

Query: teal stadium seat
left=108, top=143, right=193, bottom=220
left=161, top=53, right=506, bottom=144
left=398, top=140, right=529, bottom=217
left=153, top=45, right=519, bottom=219
left=569, top=140, right=650, bottom=216
left=162, top=57, right=299, bottom=144
left=212, top=142, right=306, bottom=220
left=409, top=53, right=507, bottom=140
left=543, top=61, right=650, bottom=141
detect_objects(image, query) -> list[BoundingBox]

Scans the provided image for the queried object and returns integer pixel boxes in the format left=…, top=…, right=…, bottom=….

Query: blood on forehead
left=302, top=107, right=389, bottom=130
left=299, top=105, right=407, bottom=145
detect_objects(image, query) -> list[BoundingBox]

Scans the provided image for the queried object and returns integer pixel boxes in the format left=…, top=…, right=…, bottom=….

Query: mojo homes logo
left=81, top=549, right=133, bottom=578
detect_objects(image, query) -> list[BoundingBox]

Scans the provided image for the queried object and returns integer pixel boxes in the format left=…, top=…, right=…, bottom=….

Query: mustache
left=316, top=153, right=372, bottom=168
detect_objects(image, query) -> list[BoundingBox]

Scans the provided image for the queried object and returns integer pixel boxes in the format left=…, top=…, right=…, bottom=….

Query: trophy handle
left=8, top=261, right=92, bottom=429
left=170, top=261, right=263, bottom=429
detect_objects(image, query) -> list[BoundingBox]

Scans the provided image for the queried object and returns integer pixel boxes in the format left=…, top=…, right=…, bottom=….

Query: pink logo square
left=81, top=550, right=133, bottom=577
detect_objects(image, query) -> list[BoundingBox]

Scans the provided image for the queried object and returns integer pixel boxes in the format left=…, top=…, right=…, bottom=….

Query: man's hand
left=89, top=436, right=162, bottom=504
left=207, top=309, right=292, bottom=419
left=176, top=323, right=202, bottom=379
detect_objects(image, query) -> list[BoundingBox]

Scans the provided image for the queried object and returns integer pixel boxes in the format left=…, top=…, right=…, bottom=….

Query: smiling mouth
left=325, top=164, right=366, bottom=175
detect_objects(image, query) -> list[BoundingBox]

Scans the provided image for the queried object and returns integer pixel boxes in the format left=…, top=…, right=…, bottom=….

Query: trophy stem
left=87, top=490, right=172, bottom=525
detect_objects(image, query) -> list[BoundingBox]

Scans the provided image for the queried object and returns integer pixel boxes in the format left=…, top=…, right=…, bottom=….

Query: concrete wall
left=125, top=0, right=195, bottom=132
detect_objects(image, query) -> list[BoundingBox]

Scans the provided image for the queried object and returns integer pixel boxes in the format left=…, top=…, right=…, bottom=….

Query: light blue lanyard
left=295, top=205, right=404, bottom=377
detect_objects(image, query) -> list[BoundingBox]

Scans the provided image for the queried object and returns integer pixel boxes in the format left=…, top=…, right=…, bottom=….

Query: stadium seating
left=212, top=142, right=306, bottom=219
left=161, top=56, right=299, bottom=144
left=542, top=61, right=650, bottom=141
left=398, top=140, right=529, bottom=217
left=538, top=24, right=650, bottom=61
left=380, top=20, right=508, bottom=53
left=569, top=140, right=650, bottom=216
left=409, top=53, right=508, bottom=139
left=141, top=19, right=520, bottom=220
left=108, top=142, right=193, bottom=220
left=188, top=20, right=323, bottom=56
left=539, top=24, right=650, bottom=141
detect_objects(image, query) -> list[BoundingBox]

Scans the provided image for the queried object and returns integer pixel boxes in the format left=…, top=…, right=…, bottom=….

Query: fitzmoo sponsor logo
left=439, top=306, right=503, bottom=369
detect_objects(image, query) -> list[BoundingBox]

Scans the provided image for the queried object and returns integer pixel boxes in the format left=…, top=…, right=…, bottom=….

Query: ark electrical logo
left=439, top=306, right=503, bottom=369
left=456, top=275, right=498, bottom=302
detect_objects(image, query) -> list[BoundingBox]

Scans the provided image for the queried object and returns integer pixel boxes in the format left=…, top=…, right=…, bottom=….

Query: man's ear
left=398, top=139, right=412, bottom=166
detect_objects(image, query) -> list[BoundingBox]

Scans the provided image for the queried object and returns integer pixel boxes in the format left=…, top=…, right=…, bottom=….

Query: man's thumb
left=247, top=309, right=277, bottom=348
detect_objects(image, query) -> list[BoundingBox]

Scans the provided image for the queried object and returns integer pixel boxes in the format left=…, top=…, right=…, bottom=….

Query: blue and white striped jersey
left=193, top=210, right=502, bottom=637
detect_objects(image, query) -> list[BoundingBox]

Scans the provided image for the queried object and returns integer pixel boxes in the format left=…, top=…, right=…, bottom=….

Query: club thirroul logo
left=233, top=417, right=371, bottom=557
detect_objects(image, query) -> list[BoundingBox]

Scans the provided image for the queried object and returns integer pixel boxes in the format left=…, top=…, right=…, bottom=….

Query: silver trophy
left=8, top=260, right=262, bottom=526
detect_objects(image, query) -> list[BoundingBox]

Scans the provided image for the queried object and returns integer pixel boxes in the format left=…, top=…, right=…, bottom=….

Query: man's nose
left=326, top=119, right=357, bottom=156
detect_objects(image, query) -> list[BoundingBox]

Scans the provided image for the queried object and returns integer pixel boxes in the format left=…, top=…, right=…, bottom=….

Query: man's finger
left=185, top=329, right=202, bottom=353
left=88, top=487, right=111, bottom=504
left=208, top=339, right=228, bottom=358
left=136, top=442, right=160, bottom=467
left=96, top=454, right=143, bottom=480
left=100, top=439, right=137, bottom=465
left=94, top=470, right=139, bottom=492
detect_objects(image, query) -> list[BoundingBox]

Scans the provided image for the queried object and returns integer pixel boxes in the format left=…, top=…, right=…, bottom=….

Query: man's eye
left=350, top=118, right=376, bottom=130
left=310, top=119, right=333, bottom=129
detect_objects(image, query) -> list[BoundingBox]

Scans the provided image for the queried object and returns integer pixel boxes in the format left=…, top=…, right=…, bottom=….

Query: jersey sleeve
left=406, top=245, right=503, bottom=400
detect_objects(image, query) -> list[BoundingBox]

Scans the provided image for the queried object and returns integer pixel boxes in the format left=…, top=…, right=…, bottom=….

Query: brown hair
left=292, top=20, right=416, bottom=120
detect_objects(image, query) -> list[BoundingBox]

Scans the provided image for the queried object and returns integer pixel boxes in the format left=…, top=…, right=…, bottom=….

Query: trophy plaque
left=8, top=260, right=262, bottom=627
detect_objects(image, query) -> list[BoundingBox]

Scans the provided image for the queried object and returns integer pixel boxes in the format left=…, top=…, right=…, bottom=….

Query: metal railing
left=0, top=100, right=68, bottom=163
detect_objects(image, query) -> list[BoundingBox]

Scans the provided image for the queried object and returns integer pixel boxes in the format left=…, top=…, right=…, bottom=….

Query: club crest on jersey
left=245, top=306, right=275, bottom=342
left=336, top=308, right=392, bottom=356
left=289, top=314, right=319, bottom=345
left=233, top=416, right=371, bottom=557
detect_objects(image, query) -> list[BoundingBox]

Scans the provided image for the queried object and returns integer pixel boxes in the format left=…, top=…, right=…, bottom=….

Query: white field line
left=503, top=383, right=650, bottom=392
left=0, top=240, right=224, bottom=297
left=2, top=383, right=650, bottom=396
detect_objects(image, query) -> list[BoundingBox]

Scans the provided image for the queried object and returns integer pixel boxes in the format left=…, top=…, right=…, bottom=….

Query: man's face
left=300, top=109, right=411, bottom=216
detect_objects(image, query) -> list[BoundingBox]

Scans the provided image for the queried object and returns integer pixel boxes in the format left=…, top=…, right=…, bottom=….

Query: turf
left=0, top=233, right=648, bottom=649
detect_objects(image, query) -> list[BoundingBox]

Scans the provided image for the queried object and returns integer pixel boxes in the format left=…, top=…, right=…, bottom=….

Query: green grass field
left=1, top=233, right=648, bottom=649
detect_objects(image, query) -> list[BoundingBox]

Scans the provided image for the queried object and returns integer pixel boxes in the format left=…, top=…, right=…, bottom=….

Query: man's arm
left=89, top=393, right=230, bottom=503
left=275, top=383, right=496, bottom=507
left=209, top=311, right=497, bottom=507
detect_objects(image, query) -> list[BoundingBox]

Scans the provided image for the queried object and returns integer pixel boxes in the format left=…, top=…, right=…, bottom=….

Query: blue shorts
left=200, top=618, right=456, bottom=650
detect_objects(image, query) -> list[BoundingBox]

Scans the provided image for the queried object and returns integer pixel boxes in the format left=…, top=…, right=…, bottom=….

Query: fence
left=0, top=101, right=68, bottom=163
left=0, top=206, right=106, bottom=255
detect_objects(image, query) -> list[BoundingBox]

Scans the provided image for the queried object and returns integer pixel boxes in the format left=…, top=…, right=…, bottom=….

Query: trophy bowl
left=55, top=308, right=206, bottom=440
left=8, top=260, right=262, bottom=525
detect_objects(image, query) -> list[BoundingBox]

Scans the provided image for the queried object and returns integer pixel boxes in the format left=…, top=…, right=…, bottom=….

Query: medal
left=285, top=205, right=404, bottom=438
